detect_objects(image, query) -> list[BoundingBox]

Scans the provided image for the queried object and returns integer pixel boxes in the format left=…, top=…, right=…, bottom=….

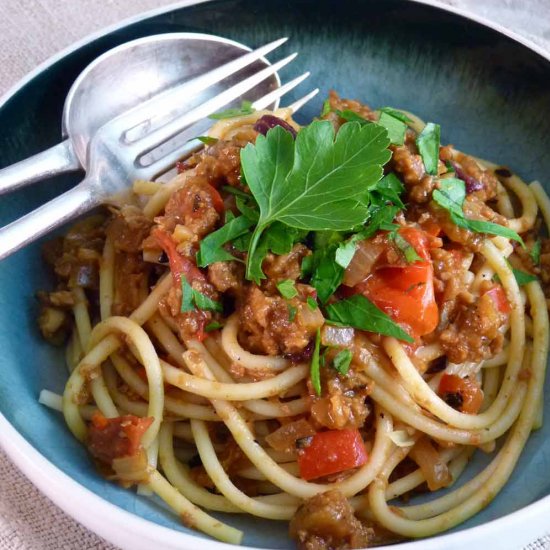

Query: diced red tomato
left=484, top=285, right=510, bottom=314
left=354, top=227, right=439, bottom=338
left=297, top=429, right=368, bottom=481
left=152, top=227, right=205, bottom=286
left=87, top=413, right=153, bottom=464
left=438, top=374, right=483, bottom=414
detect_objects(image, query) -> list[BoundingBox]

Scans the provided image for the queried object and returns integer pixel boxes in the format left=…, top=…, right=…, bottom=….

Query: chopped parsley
left=180, top=279, right=222, bottom=313
left=321, top=99, right=332, bottom=117
left=277, top=279, right=298, bottom=299
left=205, top=321, right=224, bottom=332
left=307, top=296, right=318, bottom=310
left=209, top=100, right=255, bottom=120
left=391, top=231, right=423, bottom=263
left=530, top=239, right=541, bottom=266
left=372, top=173, right=405, bottom=209
left=335, top=240, right=357, bottom=269
left=335, top=109, right=368, bottom=123
left=325, top=294, right=414, bottom=343
left=379, top=107, right=412, bottom=124
left=309, top=245, right=345, bottom=304
left=310, top=328, right=322, bottom=396
left=416, top=122, right=441, bottom=175
left=433, top=178, right=524, bottom=245
left=332, top=349, right=353, bottom=375
left=197, top=214, right=254, bottom=267
left=377, top=111, right=407, bottom=145
left=195, top=136, right=219, bottom=145
left=512, top=268, right=537, bottom=286
left=288, top=304, right=298, bottom=322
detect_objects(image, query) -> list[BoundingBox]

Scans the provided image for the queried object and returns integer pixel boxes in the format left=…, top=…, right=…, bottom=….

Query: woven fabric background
left=1, top=0, right=550, bottom=548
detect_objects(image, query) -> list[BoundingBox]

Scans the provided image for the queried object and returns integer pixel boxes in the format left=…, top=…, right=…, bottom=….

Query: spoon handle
left=0, top=180, right=98, bottom=261
left=0, top=140, right=81, bottom=196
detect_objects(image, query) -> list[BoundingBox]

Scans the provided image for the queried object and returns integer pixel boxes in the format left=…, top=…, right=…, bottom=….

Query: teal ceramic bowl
left=1, top=1, right=549, bottom=549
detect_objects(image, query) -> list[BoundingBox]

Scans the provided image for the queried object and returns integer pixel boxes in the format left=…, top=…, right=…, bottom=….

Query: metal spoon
left=0, top=33, right=282, bottom=194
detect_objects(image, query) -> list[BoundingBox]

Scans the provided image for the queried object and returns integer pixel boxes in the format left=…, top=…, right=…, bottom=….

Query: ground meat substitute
left=239, top=285, right=324, bottom=356
left=439, top=285, right=506, bottom=363
left=105, top=207, right=153, bottom=316
left=262, top=244, right=310, bottom=283
left=310, top=362, right=371, bottom=431
left=391, top=131, right=439, bottom=204
left=439, top=146, right=498, bottom=203
left=181, top=131, right=257, bottom=189
left=430, top=247, right=470, bottom=330
left=289, top=489, right=374, bottom=550
left=323, top=90, right=378, bottom=131
left=44, top=216, right=105, bottom=290
left=160, top=179, right=221, bottom=239
left=159, top=277, right=218, bottom=341
left=106, top=206, right=153, bottom=253
left=207, top=260, right=244, bottom=293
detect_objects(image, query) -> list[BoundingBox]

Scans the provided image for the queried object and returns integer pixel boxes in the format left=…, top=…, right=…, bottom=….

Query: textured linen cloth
left=1, top=0, right=550, bottom=549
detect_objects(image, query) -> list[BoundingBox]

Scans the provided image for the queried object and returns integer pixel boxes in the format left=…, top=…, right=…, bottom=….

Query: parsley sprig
left=240, top=121, right=392, bottom=282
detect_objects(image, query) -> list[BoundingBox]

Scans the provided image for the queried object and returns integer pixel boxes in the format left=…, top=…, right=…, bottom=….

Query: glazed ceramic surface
left=1, top=1, right=549, bottom=549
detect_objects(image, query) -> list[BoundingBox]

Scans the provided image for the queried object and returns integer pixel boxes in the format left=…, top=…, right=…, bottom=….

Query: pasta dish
left=37, top=91, right=550, bottom=548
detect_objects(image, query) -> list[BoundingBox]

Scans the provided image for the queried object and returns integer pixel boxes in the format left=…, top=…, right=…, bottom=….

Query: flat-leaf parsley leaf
left=240, top=121, right=391, bottom=281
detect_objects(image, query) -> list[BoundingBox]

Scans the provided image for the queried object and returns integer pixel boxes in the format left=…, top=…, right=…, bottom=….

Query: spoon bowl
left=0, top=33, right=279, bottom=194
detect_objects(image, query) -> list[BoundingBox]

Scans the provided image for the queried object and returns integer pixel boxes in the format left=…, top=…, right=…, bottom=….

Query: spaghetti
left=37, top=92, right=549, bottom=548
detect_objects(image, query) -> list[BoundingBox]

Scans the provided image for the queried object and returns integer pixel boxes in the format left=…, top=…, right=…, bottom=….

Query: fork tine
left=287, top=88, right=320, bottom=113
left=133, top=53, right=298, bottom=163
left=124, top=37, right=289, bottom=143
left=140, top=85, right=318, bottom=180
left=252, top=72, right=311, bottom=111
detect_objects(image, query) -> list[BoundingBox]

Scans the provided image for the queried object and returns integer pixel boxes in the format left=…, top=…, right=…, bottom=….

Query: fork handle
left=0, top=182, right=98, bottom=261
left=0, top=140, right=81, bottom=195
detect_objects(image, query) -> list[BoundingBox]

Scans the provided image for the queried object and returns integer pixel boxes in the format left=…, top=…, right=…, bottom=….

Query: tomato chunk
left=152, top=227, right=205, bottom=286
left=484, top=285, right=510, bottom=314
left=438, top=374, right=483, bottom=414
left=87, top=413, right=153, bottom=464
left=354, top=228, right=439, bottom=338
left=297, top=429, right=368, bottom=481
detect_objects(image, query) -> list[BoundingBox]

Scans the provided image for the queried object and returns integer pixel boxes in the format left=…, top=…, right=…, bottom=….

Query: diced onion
left=409, top=438, right=452, bottom=491
left=343, top=240, right=384, bottom=287
left=445, top=361, right=483, bottom=378
left=297, top=303, right=325, bottom=330
left=321, top=325, right=355, bottom=347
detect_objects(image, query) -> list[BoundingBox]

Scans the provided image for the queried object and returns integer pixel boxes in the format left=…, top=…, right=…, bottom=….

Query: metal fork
left=0, top=38, right=318, bottom=261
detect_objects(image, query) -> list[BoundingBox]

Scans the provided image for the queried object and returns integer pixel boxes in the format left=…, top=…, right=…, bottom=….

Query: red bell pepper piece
left=438, top=374, right=483, bottom=414
left=297, top=429, right=368, bottom=481
left=354, top=227, right=439, bottom=338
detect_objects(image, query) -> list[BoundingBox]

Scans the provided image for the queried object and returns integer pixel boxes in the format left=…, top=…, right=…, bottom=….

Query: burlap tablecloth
left=1, top=0, right=550, bottom=548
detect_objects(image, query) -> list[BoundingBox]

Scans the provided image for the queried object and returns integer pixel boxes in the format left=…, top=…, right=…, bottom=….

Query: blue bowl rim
left=1, top=1, right=549, bottom=549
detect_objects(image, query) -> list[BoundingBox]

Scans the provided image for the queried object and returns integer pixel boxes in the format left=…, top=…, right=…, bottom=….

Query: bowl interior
left=1, top=0, right=550, bottom=548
